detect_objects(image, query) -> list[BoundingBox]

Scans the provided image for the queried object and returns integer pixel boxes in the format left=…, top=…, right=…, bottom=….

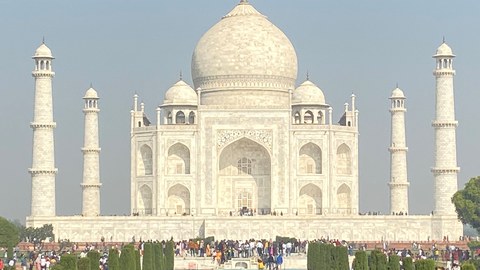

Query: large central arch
left=218, top=137, right=271, bottom=214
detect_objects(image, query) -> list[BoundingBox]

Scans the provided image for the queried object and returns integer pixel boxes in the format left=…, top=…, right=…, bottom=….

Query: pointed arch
left=219, top=138, right=271, bottom=212
left=337, top=184, right=351, bottom=211
left=137, top=185, right=153, bottom=215
left=188, top=111, right=196, bottom=124
left=167, top=143, right=190, bottom=174
left=299, top=143, right=322, bottom=174
left=317, top=111, right=324, bottom=124
left=336, top=143, right=352, bottom=175
left=176, top=111, right=185, bottom=124
left=304, top=111, right=314, bottom=124
left=168, top=184, right=190, bottom=215
left=298, top=184, right=322, bottom=215
left=138, top=144, right=153, bottom=176
left=294, top=111, right=301, bottom=124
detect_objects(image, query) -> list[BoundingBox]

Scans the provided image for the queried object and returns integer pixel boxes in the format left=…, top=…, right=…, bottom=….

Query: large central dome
left=191, top=0, right=298, bottom=108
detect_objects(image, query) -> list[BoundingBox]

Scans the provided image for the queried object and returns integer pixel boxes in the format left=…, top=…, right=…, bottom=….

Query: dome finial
left=443, top=36, right=446, bottom=43
left=240, top=0, right=249, bottom=3
left=306, top=71, right=309, bottom=81
left=179, top=70, right=183, bottom=81
left=42, top=36, right=45, bottom=44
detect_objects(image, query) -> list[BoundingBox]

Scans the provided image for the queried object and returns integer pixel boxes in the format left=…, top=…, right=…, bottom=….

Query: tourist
left=0, top=259, right=4, bottom=270
left=276, top=253, right=283, bottom=270
left=257, top=259, right=265, bottom=269
left=21, top=255, right=27, bottom=270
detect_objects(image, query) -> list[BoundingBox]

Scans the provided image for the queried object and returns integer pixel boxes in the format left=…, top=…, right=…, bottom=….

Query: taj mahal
left=26, top=0, right=463, bottom=242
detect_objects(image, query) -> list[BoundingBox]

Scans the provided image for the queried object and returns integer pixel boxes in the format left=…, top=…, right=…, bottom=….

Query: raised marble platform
left=26, top=214, right=462, bottom=242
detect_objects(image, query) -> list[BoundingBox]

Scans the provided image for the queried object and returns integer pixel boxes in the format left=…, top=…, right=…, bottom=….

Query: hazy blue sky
left=1, top=0, right=479, bottom=223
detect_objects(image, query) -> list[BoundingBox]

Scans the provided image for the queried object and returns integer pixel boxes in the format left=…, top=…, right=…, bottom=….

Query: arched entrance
left=218, top=138, right=271, bottom=215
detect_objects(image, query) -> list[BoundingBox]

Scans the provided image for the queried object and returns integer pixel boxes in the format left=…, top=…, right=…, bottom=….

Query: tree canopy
left=0, top=216, right=20, bottom=248
left=452, top=176, right=480, bottom=233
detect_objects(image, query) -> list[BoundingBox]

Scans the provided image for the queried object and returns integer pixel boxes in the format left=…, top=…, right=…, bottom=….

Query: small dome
left=292, top=80, right=326, bottom=105
left=163, top=80, right=197, bottom=106
left=33, top=43, right=54, bottom=58
left=390, top=87, right=405, bottom=98
left=84, top=87, right=99, bottom=99
left=434, top=42, right=454, bottom=57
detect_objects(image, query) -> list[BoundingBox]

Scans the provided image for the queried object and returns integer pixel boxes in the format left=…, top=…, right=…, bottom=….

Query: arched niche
left=337, top=183, right=351, bottom=211
left=168, top=184, right=190, bottom=215
left=336, top=143, right=352, bottom=175
left=298, top=143, right=322, bottom=174
left=137, top=185, right=153, bottom=215
left=167, top=143, right=190, bottom=174
left=298, top=184, right=322, bottom=215
left=138, top=144, right=153, bottom=176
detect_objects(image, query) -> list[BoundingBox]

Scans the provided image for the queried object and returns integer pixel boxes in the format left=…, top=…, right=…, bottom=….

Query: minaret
left=432, top=42, right=459, bottom=216
left=29, top=42, right=57, bottom=217
left=388, top=87, right=409, bottom=215
left=81, top=87, right=102, bottom=216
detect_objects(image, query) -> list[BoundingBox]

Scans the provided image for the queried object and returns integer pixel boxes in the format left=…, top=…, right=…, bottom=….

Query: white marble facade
left=27, top=0, right=463, bottom=242
left=130, top=0, right=358, bottom=218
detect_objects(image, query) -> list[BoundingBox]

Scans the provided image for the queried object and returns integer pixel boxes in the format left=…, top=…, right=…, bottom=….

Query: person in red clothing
left=0, top=258, right=4, bottom=270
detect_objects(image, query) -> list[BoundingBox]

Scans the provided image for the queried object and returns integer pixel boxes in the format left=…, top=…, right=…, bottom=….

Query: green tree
left=414, top=259, right=435, bottom=270
left=353, top=250, right=368, bottom=270
left=0, top=217, right=20, bottom=249
left=452, top=176, right=480, bottom=232
left=369, top=250, right=381, bottom=270
left=87, top=251, right=100, bottom=270
left=164, top=240, right=175, bottom=270
left=307, top=242, right=320, bottom=270
left=78, top=257, right=91, bottom=270
left=21, top=224, right=55, bottom=244
left=402, top=257, right=414, bottom=270
left=108, top=248, right=120, bottom=270
left=120, top=245, right=136, bottom=270
left=143, top=242, right=154, bottom=270
left=461, top=263, right=476, bottom=270
left=387, top=254, right=400, bottom=270
left=135, top=249, right=141, bottom=270
left=336, top=246, right=349, bottom=270
left=59, top=254, right=78, bottom=270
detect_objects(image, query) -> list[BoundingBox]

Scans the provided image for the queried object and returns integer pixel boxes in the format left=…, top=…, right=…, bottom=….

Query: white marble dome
left=434, top=42, right=454, bottom=57
left=84, top=87, right=99, bottom=99
left=191, top=0, right=298, bottom=93
left=391, top=87, right=405, bottom=98
left=163, top=80, right=197, bottom=106
left=292, top=80, right=326, bottom=105
left=34, top=43, right=53, bottom=58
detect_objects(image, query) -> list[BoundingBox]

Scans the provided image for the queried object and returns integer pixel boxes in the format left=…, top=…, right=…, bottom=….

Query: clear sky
left=1, top=0, right=479, bottom=223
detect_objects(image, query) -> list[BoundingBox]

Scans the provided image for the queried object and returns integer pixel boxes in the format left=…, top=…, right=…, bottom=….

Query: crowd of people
left=0, top=237, right=477, bottom=270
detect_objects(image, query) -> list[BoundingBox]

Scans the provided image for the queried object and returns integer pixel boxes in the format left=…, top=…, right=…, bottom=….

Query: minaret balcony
left=30, top=122, right=56, bottom=129
left=431, top=167, right=460, bottom=174
left=32, top=71, right=55, bottom=77
left=81, top=147, right=101, bottom=153
left=28, top=168, right=58, bottom=176
left=83, top=108, right=100, bottom=113
left=81, top=183, right=102, bottom=188
left=433, top=70, right=455, bottom=76
left=388, top=182, right=410, bottom=187
left=431, top=121, right=458, bottom=128
left=388, top=146, right=408, bottom=153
